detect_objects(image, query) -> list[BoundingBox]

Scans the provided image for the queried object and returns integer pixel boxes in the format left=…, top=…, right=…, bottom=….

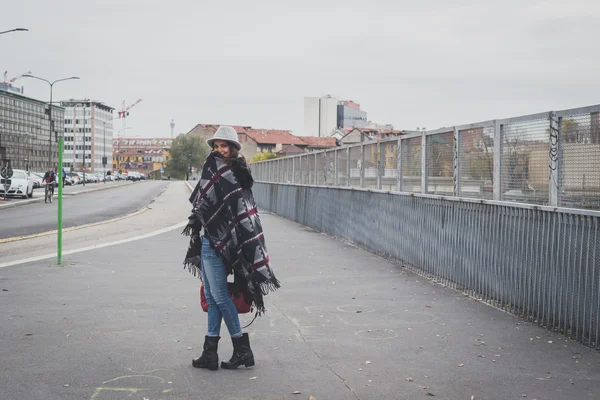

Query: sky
left=2, top=0, right=600, bottom=138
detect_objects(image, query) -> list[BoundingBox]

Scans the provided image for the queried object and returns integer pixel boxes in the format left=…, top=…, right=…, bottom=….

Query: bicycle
left=44, top=181, right=54, bottom=203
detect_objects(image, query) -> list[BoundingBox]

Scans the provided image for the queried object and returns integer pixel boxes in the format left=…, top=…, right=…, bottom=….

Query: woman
left=183, top=126, right=280, bottom=371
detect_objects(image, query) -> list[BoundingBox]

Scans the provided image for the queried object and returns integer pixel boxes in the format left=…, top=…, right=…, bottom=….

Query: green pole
left=57, top=136, right=63, bottom=265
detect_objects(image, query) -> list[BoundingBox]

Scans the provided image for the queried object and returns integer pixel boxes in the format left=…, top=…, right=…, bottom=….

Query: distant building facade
left=0, top=83, right=64, bottom=172
left=60, top=100, right=115, bottom=173
left=303, top=96, right=389, bottom=137
left=337, top=100, right=367, bottom=129
left=112, top=137, right=172, bottom=175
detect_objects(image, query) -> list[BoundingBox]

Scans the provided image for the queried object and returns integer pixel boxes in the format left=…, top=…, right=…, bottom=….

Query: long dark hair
left=212, top=141, right=253, bottom=189
left=228, top=149, right=253, bottom=190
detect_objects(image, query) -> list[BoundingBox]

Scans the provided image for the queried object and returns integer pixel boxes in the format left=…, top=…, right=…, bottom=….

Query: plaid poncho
left=183, top=152, right=280, bottom=314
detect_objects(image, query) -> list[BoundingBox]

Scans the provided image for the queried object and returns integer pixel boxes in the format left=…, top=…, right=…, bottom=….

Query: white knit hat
left=207, top=126, right=242, bottom=151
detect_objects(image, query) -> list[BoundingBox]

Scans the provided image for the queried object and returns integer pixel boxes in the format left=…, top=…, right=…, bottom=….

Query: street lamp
left=21, top=74, right=80, bottom=267
left=0, top=28, right=28, bottom=35
left=22, top=75, right=80, bottom=167
left=81, top=102, right=88, bottom=186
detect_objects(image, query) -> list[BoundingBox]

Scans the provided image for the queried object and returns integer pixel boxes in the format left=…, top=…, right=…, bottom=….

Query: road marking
left=0, top=220, right=188, bottom=269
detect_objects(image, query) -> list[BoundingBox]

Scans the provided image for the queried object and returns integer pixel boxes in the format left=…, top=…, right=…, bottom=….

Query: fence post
left=334, top=149, right=338, bottom=186
left=421, top=131, right=427, bottom=194
left=360, top=143, right=365, bottom=188
left=346, top=147, right=350, bottom=187
left=493, top=120, right=502, bottom=201
left=322, top=151, right=327, bottom=185
left=397, top=136, right=403, bottom=192
left=453, top=126, right=459, bottom=196
left=549, top=111, right=559, bottom=207
left=313, top=153, right=318, bottom=186
left=298, top=156, right=303, bottom=185
left=377, top=141, right=384, bottom=190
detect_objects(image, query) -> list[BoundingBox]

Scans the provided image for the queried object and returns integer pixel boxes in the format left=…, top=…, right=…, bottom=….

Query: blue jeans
left=201, top=237, right=242, bottom=338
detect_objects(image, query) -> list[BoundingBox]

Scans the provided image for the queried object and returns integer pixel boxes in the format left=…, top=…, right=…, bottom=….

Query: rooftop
left=299, top=136, right=337, bottom=147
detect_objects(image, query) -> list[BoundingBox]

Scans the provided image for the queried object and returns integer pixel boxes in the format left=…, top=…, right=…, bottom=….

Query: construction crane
left=2, top=70, right=31, bottom=83
left=115, top=99, right=143, bottom=172
left=117, top=98, right=143, bottom=119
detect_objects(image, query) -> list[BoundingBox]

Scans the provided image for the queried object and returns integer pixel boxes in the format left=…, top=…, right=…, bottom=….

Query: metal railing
left=250, top=104, right=600, bottom=349
left=252, top=104, right=600, bottom=211
left=253, top=183, right=600, bottom=349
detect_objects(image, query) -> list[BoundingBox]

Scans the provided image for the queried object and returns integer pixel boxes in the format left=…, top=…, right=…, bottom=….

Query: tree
left=165, top=134, right=210, bottom=180
left=251, top=151, right=278, bottom=162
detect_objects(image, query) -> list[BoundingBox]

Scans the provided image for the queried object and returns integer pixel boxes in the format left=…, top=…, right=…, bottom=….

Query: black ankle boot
left=192, top=335, right=220, bottom=370
left=221, top=333, right=255, bottom=369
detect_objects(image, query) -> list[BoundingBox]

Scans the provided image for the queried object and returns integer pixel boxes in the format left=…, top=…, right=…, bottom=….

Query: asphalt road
left=0, top=181, right=168, bottom=239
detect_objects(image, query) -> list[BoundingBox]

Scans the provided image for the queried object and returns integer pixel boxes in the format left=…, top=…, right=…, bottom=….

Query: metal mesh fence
left=307, top=153, right=315, bottom=185
left=316, top=152, right=326, bottom=186
left=401, top=136, right=422, bottom=193
left=458, top=125, right=495, bottom=199
left=276, top=158, right=284, bottom=183
left=558, top=112, right=600, bottom=210
left=349, top=146, right=361, bottom=188
left=381, top=140, right=398, bottom=191
left=363, top=143, right=378, bottom=189
left=337, top=148, right=348, bottom=187
left=501, top=117, right=550, bottom=205
left=301, top=155, right=310, bottom=184
left=251, top=104, right=600, bottom=211
left=288, top=157, right=294, bottom=183
left=426, top=131, right=454, bottom=195
left=325, top=150, right=335, bottom=186
left=293, top=156, right=301, bottom=184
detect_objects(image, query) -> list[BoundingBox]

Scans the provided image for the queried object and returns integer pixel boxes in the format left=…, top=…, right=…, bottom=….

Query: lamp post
left=0, top=28, right=28, bottom=35
left=22, top=75, right=80, bottom=167
left=21, top=74, right=80, bottom=267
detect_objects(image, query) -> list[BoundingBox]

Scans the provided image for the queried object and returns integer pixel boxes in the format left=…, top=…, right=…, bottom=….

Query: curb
left=0, top=181, right=140, bottom=211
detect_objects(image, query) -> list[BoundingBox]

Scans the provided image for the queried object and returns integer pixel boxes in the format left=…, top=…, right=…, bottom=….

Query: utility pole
left=170, top=119, right=175, bottom=139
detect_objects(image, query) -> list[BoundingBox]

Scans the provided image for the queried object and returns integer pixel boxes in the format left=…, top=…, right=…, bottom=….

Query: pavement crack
left=272, top=303, right=362, bottom=400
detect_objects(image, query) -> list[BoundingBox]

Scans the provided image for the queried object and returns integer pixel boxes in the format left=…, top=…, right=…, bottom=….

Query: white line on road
left=0, top=220, right=188, bottom=269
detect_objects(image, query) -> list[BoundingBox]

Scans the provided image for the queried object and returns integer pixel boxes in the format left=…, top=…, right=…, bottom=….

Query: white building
left=60, top=100, right=115, bottom=173
left=303, top=95, right=339, bottom=137
left=303, top=95, right=371, bottom=137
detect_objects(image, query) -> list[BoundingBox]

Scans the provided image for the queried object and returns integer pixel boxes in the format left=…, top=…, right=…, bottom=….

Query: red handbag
left=200, top=283, right=252, bottom=314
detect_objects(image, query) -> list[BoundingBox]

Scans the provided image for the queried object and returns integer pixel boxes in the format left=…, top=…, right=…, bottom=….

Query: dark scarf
left=182, top=152, right=280, bottom=314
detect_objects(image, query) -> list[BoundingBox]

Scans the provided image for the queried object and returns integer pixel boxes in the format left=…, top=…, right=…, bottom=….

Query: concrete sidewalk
left=0, top=180, right=138, bottom=210
left=1, top=208, right=599, bottom=399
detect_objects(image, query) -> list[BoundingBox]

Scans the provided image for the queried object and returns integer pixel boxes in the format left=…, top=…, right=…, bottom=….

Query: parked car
left=66, top=173, right=81, bottom=185
left=29, top=172, right=44, bottom=188
left=0, top=169, right=34, bottom=199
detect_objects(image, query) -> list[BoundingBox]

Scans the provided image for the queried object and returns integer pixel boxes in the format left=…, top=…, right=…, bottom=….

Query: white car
left=0, top=169, right=34, bottom=199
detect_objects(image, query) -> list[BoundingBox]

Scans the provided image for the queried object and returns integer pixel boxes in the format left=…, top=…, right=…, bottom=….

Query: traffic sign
left=160, top=168, right=164, bottom=173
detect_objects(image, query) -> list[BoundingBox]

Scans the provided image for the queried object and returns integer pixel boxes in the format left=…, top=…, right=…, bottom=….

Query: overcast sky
left=3, top=0, right=599, bottom=137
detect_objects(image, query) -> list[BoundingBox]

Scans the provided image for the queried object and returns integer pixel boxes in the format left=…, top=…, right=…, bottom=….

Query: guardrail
left=250, top=104, right=600, bottom=349
left=253, top=182, right=600, bottom=349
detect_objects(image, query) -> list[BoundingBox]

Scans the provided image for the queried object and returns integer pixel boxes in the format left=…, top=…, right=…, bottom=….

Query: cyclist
left=42, top=167, right=56, bottom=201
